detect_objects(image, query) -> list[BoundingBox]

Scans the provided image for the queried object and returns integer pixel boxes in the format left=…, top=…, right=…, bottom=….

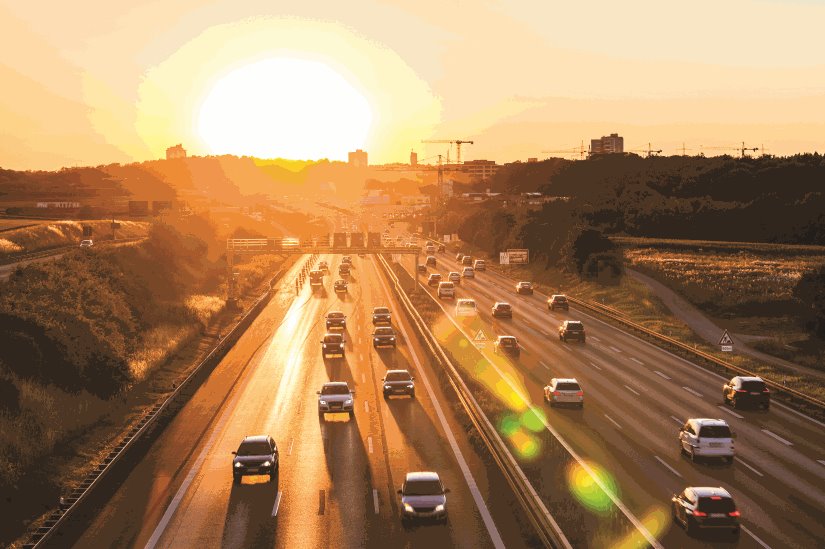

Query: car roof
left=241, top=435, right=270, bottom=444
left=323, top=381, right=350, bottom=389
left=327, top=311, right=345, bottom=316
left=439, top=281, right=454, bottom=286
left=386, top=369, right=411, bottom=376
left=735, top=376, right=764, bottom=383
left=375, top=326, right=394, bottom=332
left=564, top=320, right=583, bottom=325
left=689, top=486, right=733, bottom=498
left=551, top=294, right=567, bottom=298
left=428, top=273, right=441, bottom=277
left=405, top=471, right=440, bottom=482
left=335, top=279, right=346, bottom=283
left=323, top=332, right=343, bottom=338
left=498, top=335, right=517, bottom=340
left=494, top=302, right=511, bottom=306
left=518, top=281, right=531, bottom=285
left=689, top=418, right=729, bottom=427
left=552, top=378, right=579, bottom=384
left=374, top=306, right=389, bottom=311
left=457, top=298, right=475, bottom=304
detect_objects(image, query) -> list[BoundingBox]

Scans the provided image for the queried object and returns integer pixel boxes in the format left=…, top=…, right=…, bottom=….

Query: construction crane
left=700, top=142, right=759, bottom=158
left=630, top=143, right=663, bottom=158
left=677, top=143, right=693, bottom=156
left=421, top=139, right=474, bottom=164
left=541, top=141, right=587, bottom=160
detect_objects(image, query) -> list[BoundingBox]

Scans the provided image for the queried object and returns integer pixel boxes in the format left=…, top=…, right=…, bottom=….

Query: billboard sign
left=507, top=249, right=529, bottom=264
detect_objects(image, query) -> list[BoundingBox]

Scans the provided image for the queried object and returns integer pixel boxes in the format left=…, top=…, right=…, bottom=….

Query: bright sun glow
left=198, top=58, right=372, bottom=159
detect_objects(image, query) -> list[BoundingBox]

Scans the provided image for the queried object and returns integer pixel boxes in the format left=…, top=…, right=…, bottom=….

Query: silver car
left=317, top=382, right=355, bottom=418
left=398, top=471, right=449, bottom=524
left=679, top=418, right=735, bottom=463
left=544, top=378, right=584, bottom=408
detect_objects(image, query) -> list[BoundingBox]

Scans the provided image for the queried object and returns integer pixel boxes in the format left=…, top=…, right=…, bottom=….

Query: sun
left=197, top=58, right=373, bottom=160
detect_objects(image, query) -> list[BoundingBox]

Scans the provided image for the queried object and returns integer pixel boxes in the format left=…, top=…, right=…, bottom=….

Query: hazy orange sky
left=2, top=0, right=824, bottom=170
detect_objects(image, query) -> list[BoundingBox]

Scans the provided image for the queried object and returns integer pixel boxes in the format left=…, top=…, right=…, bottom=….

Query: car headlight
left=234, top=462, right=243, bottom=468
left=319, top=400, right=327, bottom=405
left=390, top=337, right=395, bottom=341
left=403, top=503, right=414, bottom=513
left=374, top=338, right=379, bottom=342
left=322, top=344, right=327, bottom=348
left=344, top=398, right=353, bottom=405
left=406, top=384, right=414, bottom=389
left=434, top=504, right=445, bottom=512
left=262, top=461, right=271, bottom=468
left=384, top=385, right=391, bottom=390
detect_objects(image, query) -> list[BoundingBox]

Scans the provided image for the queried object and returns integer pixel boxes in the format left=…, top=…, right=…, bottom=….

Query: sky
left=1, top=0, right=824, bottom=170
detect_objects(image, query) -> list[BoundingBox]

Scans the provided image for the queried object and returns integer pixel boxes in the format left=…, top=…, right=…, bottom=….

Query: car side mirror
left=444, top=488, right=451, bottom=494
left=316, top=391, right=321, bottom=395
left=231, top=451, right=237, bottom=455
left=397, top=489, right=403, bottom=495
left=732, top=431, right=738, bottom=439
left=351, top=390, right=356, bottom=395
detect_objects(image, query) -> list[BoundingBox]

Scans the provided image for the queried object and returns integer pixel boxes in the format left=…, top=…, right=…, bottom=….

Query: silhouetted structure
left=166, top=144, right=187, bottom=159
left=410, top=150, right=418, bottom=166
left=590, top=133, right=624, bottom=155
left=348, top=149, right=368, bottom=168
left=461, top=159, right=498, bottom=180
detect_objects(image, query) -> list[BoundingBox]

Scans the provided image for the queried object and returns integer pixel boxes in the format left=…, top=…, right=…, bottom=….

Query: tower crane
left=541, top=141, right=587, bottom=160
left=677, top=143, right=693, bottom=156
left=421, top=139, right=475, bottom=164
left=630, top=143, right=662, bottom=158
left=700, top=142, right=759, bottom=158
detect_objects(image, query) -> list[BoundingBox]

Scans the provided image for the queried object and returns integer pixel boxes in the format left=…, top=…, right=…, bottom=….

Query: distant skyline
left=1, top=0, right=824, bottom=170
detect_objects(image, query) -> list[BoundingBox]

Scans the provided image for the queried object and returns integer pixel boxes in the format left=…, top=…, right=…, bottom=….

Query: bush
left=794, top=264, right=825, bottom=338
left=581, top=252, right=623, bottom=284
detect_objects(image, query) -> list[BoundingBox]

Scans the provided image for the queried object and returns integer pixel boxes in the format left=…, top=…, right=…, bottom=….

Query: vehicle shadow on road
left=223, top=470, right=280, bottom=549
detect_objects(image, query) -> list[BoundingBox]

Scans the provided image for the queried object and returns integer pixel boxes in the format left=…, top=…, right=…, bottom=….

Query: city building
left=527, top=157, right=538, bottom=163
left=36, top=201, right=80, bottom=208
left=166, top=144, right=187, bottom=159
left=410, top=150, right=418, bottom=166
left=460, top=159, right=498, bottom=180
left=348, top=149, right=368, bottom=168
left=590, top=133, right=624, bottom=155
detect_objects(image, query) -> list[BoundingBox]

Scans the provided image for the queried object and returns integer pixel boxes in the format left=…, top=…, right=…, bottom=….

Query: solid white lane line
left=271, top=491, right=283, bottom=517
left=362, top=373, right=366, bottom=383
left=373, top=259, right=508, bottom=549
left=654, top=455, right=683, bottom=478
left=609, top=346, right=622, bottom=353
left=629, top=357, right=644, bottom=365
left=288, top=438, right=294, bottom=456
left=682, top=386, right=703, bottom=398
left=589, top=361, right=602, bottom=371
left=624, top=384, right=641, bottom=396
left=364, top=401, right=370, bottom=413
left=654, top=370, right=671, bottom=380
left=741, top=525, right=773, bottom=549
left=717, top=405, right=744, bottom=419
left=373, top=488, right=380, bottom=514
left=762, top=429, right=793, bottom=446
left=540, top=361, right=551, bottom=370
left=604, top=414, right=623, bottom=430
left=670, top=415, right=683, bottom=425
left=817, top=460, right=825, bottom=467
left=736, top=457, right=764, bottom=477
left=367, top=436, right=373, bottom=454
left=775, top=401, right=825, bottom=429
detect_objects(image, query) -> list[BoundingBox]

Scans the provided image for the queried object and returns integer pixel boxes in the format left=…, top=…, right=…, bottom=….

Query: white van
left=455, top=298, right=477, bottom=316
left=437, top=281, right=455, bottom=299
left=473, top=259, right=486, bottom=271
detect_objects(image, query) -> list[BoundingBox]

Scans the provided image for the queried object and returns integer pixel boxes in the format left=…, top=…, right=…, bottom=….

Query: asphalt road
left=70, top=253, right=535, bottom=549
left=410, top=246, right=825, bottom=548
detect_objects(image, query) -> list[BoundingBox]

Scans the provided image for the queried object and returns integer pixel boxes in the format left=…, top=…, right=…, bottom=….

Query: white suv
left=455, top=298, right=477, bottom=316
left=461, top=266, right=475, bottom=278
left=679, top=418, right=735, bottom=464
left=437, top=281, right=455, bottom=299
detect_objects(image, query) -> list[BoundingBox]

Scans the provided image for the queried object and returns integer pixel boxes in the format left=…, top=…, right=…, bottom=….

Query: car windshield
left=237, top=441, right=271, bottom=456
left=429, top=274, right=441, bottom=279
left=335, top=280, right=346, bottom=285
left=450, top=272, right=459, bottom=277
left=554, top=296, right=567, bottom=302
left=321, top=384, right=349, bottom=395
left=458, top=301, right=476, bottom=309
left=566, top=323, right=583, bottom=331
left=385, top=372, right=411, bottom=382
left=328, top=312, right=344, bottom=319
left=374, top=308, right=389, bottom=314
left=323, top=335, right=343, bottom=343
left=698, top=425, right=732, bottom=438
left=740, top=380, right=766, bottom=391
left=440, top=282, right=454, bottom=288
left=519, top=282, right=530, bottom=287
left=556, top=382, right=580, bottom=391
left=404, top=479, right=443, bottom=496
left=375, top=328, right=394, bottom=336
left=697, top=497, right=736, bottom=513
left=496, top=303, right=511, bottom=310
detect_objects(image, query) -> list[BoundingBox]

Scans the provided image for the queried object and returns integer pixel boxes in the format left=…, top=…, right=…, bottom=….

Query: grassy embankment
left=0, top=220, right=149, bottom=259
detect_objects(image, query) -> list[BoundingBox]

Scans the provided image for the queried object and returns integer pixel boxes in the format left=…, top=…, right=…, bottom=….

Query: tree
left=570, top=229, right=614, bottom=273
left=794, top=265, right=825, bottom=339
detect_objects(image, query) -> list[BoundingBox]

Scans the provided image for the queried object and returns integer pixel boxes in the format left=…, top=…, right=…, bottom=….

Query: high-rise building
left=166, top=144, right=187, bottom=159
left=461, top=159, right=498, bottom=180
left=590, top=133, right=624, bottom=155
left=410, top=150, right=418, bottom=166
left=348, top=149, right=368, bottom=167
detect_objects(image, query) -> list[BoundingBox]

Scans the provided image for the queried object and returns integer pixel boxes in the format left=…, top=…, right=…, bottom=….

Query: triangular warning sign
left=474, top=330, right=488, bottom=342
left=718, top=330, right=733, bottom=346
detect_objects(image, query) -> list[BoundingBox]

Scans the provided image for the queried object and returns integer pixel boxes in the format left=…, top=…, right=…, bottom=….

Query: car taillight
left=691, top=510, right=707, bottom=517
left=763, top=388, right=770, bottom=393
left=729, top=510, right=740, bottom=517
left=576, top=391, right=583, bottom=397
left=553, top=391, right=561, bottom=396
left=736, top=389, right=747, bottom=393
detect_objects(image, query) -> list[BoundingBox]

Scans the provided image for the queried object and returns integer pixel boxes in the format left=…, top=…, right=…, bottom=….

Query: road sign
left=507, top=249, right=529, bottom=264
left=719, top=330, right=733, bottom=352
left=443, top=234, right=451, bottom=243
left=473, top=329, right=488, bottom=349
left=500, top=252, right=509, bottom=265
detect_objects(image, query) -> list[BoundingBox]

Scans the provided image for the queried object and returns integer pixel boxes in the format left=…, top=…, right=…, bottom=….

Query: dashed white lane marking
left=604, top=414, right=623, bottom=430
left=288, top=438, right=294, bottom=456
left=718, top=405, right=744, bottom=419
left=624, top=384, right=641, bottom=396
left=654, top=455, right=683, bottom=478
left=560, top=345, right=572, bottom=352
left=271, top=491, right=283, bottom=517
left=629, top=357, right=644, bottom=365
left=540, top=361, right=551, bottom=370
left=373, top=488, right=380, bottom=514
left=817, top=460, right=825, bottom=467
left=736, top=457, right=764, bottom=477
left=741, top=525, right=772, bottom=549
left=359, top=352, right=364, bottom=361
left=682, top=386, right=703, bottom=398
left=590, top=336, right=601, bottom=342
left=653, top=370, right=671, bottom=380
left=670, top=415, right=683, bottom=425
left=367, top=436, right=373, bottom=454
left=589, top=361, right=602, bottom=371
left=609, top=346, right=622, bottom=353
left=364, top=401, right=370, bottom=413
left=362, top=373, right=366, bottom=383
left=762, top=429, right=793, bottom=446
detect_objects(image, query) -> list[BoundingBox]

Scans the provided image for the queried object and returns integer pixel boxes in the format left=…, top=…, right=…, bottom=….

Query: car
left=342, top=255, right=352, bottom=265
left=491, top=302, right=513, bottom=318
left=447, top=271, right=461, bottom=285
left=317, top=382, right=355, bottom=418
left=559, top=320, right=585, bottom=343
left=548, top=294, right=569, bottom=311
left=427, top=273, right=443, bottom=287
left=679, top=418, right=735, bottom=463
left=437, top=244, right=446, bottom=253
left=417, top=264, right=427, bottom=274
left=425, top=245, right=436, bottom=255
left=461, top=266, right=475, bottom=278
left=455, top=252, right=464, bottom=261
left=494, top=335, right=520, bottom=356
left=325, top=311, right=347, bottom=330
left=333, top=279, right=348, bottom=293
left=398, top=471, right=449, bottom=524
left=516, top=281, right=534, bottom=295
left=382, top=369, right=415, bottom=398
left=473, top=259, right=486, bottom=271
left=318, top=260, right=329, bottom=272
left=338, top=263, right=350, bottom=276
left=79, top=239, right=94, bottom=248
left=373, top=306, right=392, bottom=325
left=461, top=255, right=473, bottom=266
left=437, top=281, right=455, bottom=299
left=544, top=378, right=584, bottom=407
left=373, top=326, right=397, bottom=348
left=671, top=486, right=740, bottom=538
left=232, top=435, right=279, bottom=484
left=455, top=298, right=477, bottom=317
left=321, top=333, right=345, bottom=358
left=426, top=255, right=437, bottom=267
left=722, top=376, right=770, bottom=410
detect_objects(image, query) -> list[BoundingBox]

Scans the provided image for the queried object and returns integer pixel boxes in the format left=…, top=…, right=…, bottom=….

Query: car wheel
left=410, top=391, right=415, bottom=399
left=549, top=400, right=556, bottom=408
left=723, top=392, right=730, bottom=405
left=318, top=411, right=325, bottom=420
left=689, top=447, right=697, bottom=462
left=732, top=397, right=739, bottom=409
left=726, top=455, right=734, bottom=465
left=679, top=442, right=686, bottom=456
left=349, top=411, right=355, bottom=418
left=383, top=391, right=390, bottom=399
left=685, top=517, right=696, bottom=536
left=233, top=475, right=241, bottom=485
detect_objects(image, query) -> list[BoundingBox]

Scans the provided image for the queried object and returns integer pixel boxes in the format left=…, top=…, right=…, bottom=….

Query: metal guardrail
left=0, top=237, right=145, bottom=266
left=21, top=260, right=298, bottom=548
left=568, top=296, right=825, bottom=415
left=376, top=253, right=567, bottom=549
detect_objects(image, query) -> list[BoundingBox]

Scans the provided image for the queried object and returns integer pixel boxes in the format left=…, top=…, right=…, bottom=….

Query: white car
left=317, top=382, right=355, bottom=418
left=461, top=266, right=475, bottom=278
left=473, top=259, right=486, bottom=271
left=448, top=271, right=461, bottom=285
left=679, top=418, right=735, bottom=463
left=455, top=298, right=477, bottom=317
left=437, top=281, right=455, bottom=299
left=544, top=378, right=584, bottom=408
left=79, top=239, right=94, bottom=248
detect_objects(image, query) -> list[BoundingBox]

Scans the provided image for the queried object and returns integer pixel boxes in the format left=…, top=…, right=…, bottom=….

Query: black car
left=325, top=311, right=347, bottom=330
left=491, top=302, right=513, bottom=318
left=723, top=376, right=770, bottom=410
left=417, top=264, right=428, bottom=274
left=373, top=306, right=392, bottom=325
left=232, top=435, right=279, bottom=484
left=494, top=335, right=520, bottom=356
left=548, top=295, right=569, bottom=311
left=321, top=333, right=345, bottom=358
left=559, top=320, right=585, bottom=343
left=427, top=273, right=443, bottom=287
left=334, top=279, right=348, bottom=293
left=672, top=486, right=740, bottom=538
left=342, top=256, right=352, bottom=265
left=338, top=264, right=351, bottom=276
left=437, top=244, right=445, bottom=252
left=426, top=256, right=437, bottom=267
left=516, top=281, right=534, bottom=295
left=373, top=326, right=397, bottom=348
left=382, top=369, right=415, bottom=398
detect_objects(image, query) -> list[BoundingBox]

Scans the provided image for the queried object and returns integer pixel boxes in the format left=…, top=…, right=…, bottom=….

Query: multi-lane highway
left=70, top=253, right=535, bottom=548
left=408, top=244, right=825, bottom=548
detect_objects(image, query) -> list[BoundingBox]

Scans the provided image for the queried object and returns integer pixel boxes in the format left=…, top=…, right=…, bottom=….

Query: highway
left=70, top=253, right=535, bottom=548
left=407, top=244, right=825, bottom=548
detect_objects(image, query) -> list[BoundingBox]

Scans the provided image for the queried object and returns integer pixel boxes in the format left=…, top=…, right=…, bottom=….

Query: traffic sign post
left=719, top=329, right=734, bottom=352
left=506, top=249, right=529, bottom=264
left=499, top=252, right=509, bottom=265
left=473, top=329, right=488, bottom=349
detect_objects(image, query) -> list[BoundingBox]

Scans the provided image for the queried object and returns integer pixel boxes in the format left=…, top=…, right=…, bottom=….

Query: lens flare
left=566, top=460, right=617, bottom=514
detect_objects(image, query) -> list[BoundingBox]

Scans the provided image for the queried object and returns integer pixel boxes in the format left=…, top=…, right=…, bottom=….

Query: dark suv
left=427, top=273, right=443, bottom=287
left=491, top=302, right=513, bottom=318
left=321, top=333, right=346, bottom=358
left=548, top=295, right=569, bottom=311
left=325, top=311, right=347, bottom=330
left=232, top=435, right=279, bottom=484
left=671, top=486, right=740, bottom=538
left=373, top=307, right=392, bottom=325
left=559, top=320, right=586, bottom=343
left=382, top=369, right=415, bottom=398
left=373, top=326, right=397, bottom=348
left=722, top=376, right=770, bottom=410
left=494, top=335, right=520, bottom=357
